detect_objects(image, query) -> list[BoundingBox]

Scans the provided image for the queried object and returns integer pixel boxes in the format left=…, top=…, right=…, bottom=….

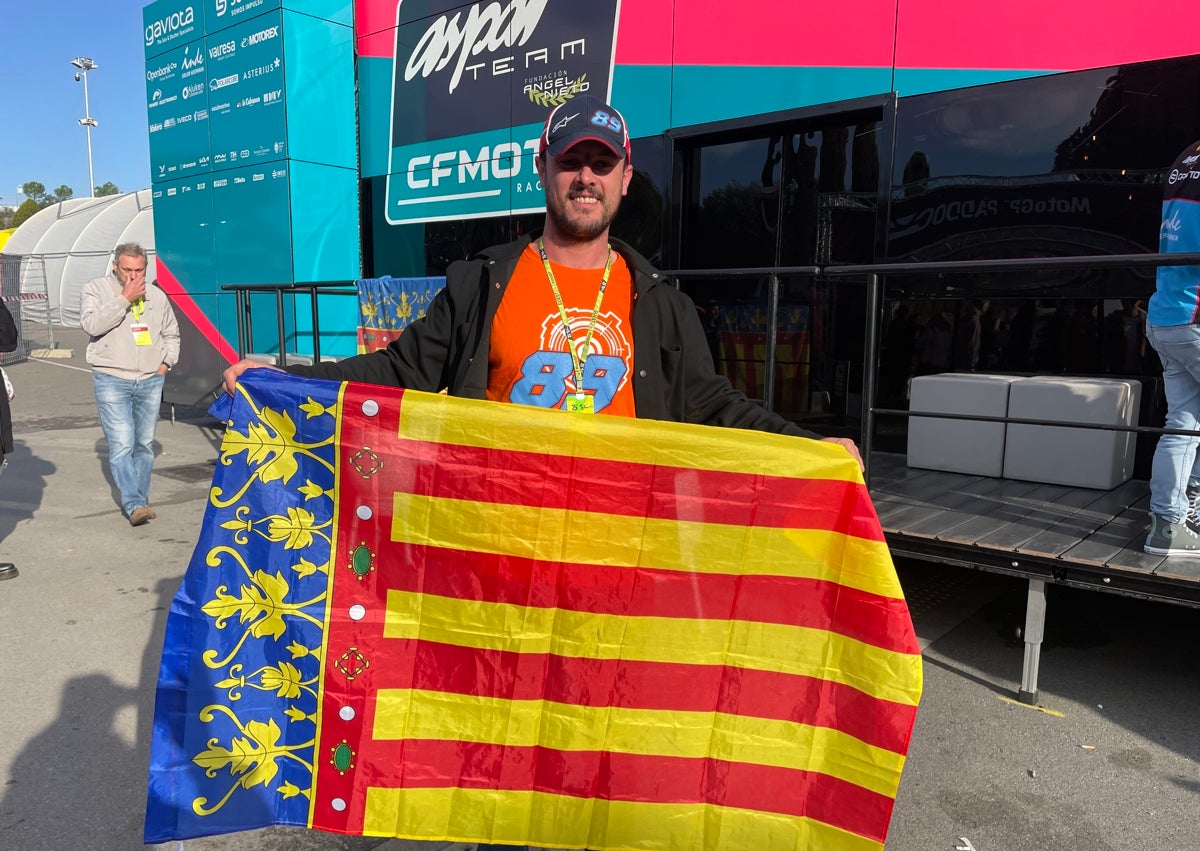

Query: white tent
left=0, top=190, right=154, bottom=326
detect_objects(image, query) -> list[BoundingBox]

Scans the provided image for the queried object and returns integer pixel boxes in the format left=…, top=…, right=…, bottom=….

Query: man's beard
left=545, top=190, right=618, bottom=242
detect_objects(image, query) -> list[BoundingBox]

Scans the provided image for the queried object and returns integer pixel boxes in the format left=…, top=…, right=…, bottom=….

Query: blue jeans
left=1147, top=322, right=1200, bottom=521
left=93, top=372, right=164, bottom=516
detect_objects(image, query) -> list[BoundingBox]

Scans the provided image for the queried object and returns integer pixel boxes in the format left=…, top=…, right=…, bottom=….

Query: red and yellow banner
left=145, top=370, right=921, bottom=849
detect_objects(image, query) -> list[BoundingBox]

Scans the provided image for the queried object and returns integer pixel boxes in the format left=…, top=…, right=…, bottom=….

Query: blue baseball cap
left=539, top=94, right=631, bottom=161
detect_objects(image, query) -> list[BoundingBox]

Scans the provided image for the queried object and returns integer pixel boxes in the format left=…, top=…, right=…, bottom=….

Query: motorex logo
left=241, top=25, right=279, bottom=48
left=145, top=5, right=196, bottom=48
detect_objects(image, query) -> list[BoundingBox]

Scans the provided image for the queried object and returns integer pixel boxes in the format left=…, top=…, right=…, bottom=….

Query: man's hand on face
left=115, top=257, right=148, bottom=303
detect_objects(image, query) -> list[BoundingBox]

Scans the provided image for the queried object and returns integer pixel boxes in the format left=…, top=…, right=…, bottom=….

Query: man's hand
left=121, top=277, right=147, bottom=304
left=222, top=359, right=282, bottom=395
left=821, top=436, right=864, bottom=473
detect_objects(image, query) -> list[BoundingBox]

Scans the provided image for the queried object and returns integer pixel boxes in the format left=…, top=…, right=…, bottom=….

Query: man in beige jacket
left=80, top=243, right=180, bottom=526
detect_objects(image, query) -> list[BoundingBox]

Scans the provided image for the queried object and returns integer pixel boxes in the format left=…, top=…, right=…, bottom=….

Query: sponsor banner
left=386, top=124, right=547, bottom=225
left=385, top=0, right=619, bottom=223
left=208, top=0, right=281, bottom=32
left=147, top=43, right=212, bottom=183
left=144, top=0, right=204, bottom=59
left=206, top=11, right=287, bottom=173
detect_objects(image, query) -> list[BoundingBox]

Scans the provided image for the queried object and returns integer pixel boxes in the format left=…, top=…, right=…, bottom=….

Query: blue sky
left=0, top=2, right=151, bottom=207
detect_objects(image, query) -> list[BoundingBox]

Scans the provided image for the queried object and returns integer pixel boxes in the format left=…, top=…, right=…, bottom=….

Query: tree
left=20, top=181, right=48, bottom=205
left=52, top=185, right=74, bottom=202
left=95, top=181, right=120, bottom=197
left=11, top=198, right=42, bottom=229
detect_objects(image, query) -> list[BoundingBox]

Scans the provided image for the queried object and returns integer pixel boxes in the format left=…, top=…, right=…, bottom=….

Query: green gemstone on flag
left=333, top=742, right=353, bottom=772
left=351, top=544, right=372, bottom=577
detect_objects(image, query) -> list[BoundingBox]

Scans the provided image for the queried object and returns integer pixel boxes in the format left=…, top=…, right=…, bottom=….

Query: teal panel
left=611, top=65, right=673, bottom=138
left=893, top=68, right=1053, bottom=97
left=206, top=12, right=288, bottom=172
left=144, top=0, right=205, bottom=59
left=151, top=174, right=216, bottom=294
left=211, top=161, right=294, bottom=286
left=289, top=161, right=360, bottom=283
left=358, top=57, right=393, bottom=179
left=283, top=0, right=352, bottom=25
left=283, top=12, right=356, bottom=169
left=147, top=42, right=212, bottom=182
left=669, top=66, right=893, bottom=127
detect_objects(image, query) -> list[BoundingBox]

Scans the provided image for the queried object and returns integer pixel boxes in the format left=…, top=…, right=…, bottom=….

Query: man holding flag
left=153, top=96, right=917, bottom=851
left=221, top=95, right=861, bottom=469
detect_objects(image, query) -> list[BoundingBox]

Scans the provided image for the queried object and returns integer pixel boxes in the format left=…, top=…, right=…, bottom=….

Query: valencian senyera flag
left=145, top=369, right=922, bottom=849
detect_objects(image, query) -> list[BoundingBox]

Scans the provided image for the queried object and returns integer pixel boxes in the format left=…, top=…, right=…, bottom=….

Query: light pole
left=71, top=57, right=98, bottom=198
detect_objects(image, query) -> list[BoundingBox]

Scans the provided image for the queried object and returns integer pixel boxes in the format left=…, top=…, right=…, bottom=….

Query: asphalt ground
left=1, top=327, right=1197, bottom=850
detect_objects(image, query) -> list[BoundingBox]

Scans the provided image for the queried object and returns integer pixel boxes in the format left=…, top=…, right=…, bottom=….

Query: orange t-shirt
left=487, top=244, right=636, bottom=416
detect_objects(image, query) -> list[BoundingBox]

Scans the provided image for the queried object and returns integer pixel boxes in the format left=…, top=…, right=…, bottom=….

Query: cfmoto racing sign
left=385, top=0, right=620, bottom=225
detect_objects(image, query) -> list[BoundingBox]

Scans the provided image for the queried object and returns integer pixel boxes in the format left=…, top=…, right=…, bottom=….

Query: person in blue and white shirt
left=1145, top=139, right=1200, bottom=556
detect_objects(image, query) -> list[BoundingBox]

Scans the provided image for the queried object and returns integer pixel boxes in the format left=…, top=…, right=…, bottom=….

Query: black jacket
left=0, top=300, right=16, bottom=455
left=291, top=235, right=819, bottom=439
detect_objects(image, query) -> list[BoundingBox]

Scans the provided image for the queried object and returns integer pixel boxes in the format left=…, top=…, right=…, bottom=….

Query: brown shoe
left=145, top=505, right=158, bottom=520
left=129, top=506, right=153, bottom=527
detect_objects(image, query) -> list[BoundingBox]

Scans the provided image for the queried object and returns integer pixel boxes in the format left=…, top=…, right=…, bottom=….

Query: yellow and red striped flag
left=145, top=370, right=921, bottom=849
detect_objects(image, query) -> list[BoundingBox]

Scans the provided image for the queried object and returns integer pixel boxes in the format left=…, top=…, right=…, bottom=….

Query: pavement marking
left=29, top=355, right=92, bottom=373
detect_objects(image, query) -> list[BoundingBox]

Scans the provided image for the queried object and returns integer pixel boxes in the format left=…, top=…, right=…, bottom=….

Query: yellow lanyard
left=537, top=239, right=613, bottom=396
left=131, top=297, right=144, bottom=322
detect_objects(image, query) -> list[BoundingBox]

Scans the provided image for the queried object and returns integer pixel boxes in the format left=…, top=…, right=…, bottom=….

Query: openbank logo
left=145, top=5, right=196, bottom=47
left=146, top=62, right=178, bottom=82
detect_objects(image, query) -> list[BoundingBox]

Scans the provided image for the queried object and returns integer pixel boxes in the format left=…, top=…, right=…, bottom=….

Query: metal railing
left=659, top=265, right=822, bottom=413
left=221, top=253, right=1200, bottom=484
left=221, top=280, right=357, bottom=365
left=822, top=251, right=1200, bottom=481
